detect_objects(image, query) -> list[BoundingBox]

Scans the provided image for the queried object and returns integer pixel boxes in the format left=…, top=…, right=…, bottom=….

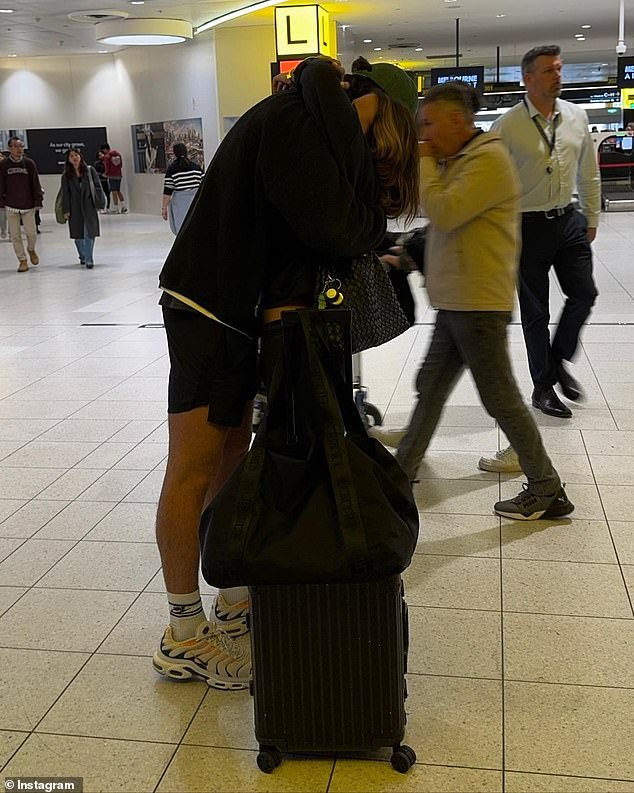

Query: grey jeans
left=396, top=310, right=560, bottom=496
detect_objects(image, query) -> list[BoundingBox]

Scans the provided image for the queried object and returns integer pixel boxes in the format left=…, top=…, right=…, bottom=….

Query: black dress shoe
left=557, top=362, right=583, bottom=402
left=531, top=387, right=572, bottom=418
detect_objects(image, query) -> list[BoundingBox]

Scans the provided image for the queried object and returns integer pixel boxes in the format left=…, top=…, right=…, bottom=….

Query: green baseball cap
left=351, top=61, right=419, bottom=115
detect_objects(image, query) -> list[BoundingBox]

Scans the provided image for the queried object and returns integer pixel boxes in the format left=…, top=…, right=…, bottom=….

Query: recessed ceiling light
left=575, top=33, right=584, bottom=38
left=374, top=47, right=382, bottom=51
left=576, top=36, right=586, bottom=41
left=415, top=47, right=423, bottom=51
left=96, top=18, right=193, bottom=45
left=602, top=62, right=609, bottom=66
left=363, top=39, right=372, bottom=43
left=8, top=53, right=17, bottom=56
left=581, top=24, right=591, bottom=29
left=130, top=1, right=144, bottom=4
left=98, top=50, right=109, bottom=53
left=496, top=13, right=506, bottom=18
left=0, top=9, right=14, bottom=13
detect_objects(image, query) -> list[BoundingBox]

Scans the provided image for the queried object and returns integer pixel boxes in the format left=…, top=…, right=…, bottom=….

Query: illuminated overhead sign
left=617, top=57, right=634, bottom=88
left=430, top=66, right=484, bottom=94
left=274, top=4, right=331, bottom=59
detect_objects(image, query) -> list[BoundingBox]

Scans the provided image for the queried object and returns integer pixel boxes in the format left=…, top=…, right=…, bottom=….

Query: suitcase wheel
left=257, top=746, right=282, bottom=773
left=390, top=744, right=416, bottom=773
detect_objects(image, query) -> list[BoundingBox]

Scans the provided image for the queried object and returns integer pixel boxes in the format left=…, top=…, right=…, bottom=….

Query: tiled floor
left=0, top=212, right=633, bottom=793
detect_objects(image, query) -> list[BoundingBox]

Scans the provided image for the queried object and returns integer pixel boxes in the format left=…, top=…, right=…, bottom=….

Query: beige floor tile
left=609, top=522, right=634, bottom=564
left=85, top=502, right=158, bottom=543
left=112, top=442, right=167, bottom=470
left=591, top=456, right=634, bottom=486
left=502, top=559, right=632, bottom=618
left=505, top=771, right=634, bottom=792
left=98, top=592, right=213, bottom=656
left=331, top=762, right=502, bottom=792
left=414, top=452, right=498, bottom=481
left=408, top=606, right=501, bottom=678
left=107, top=419, right=164, bottom=444
left=405, top=675, right=503, bottom=769
left=158, top=745, right=333, bottom=792
left=34, top=501, right=116, bottom=540
left=1, top=441, right=100, bottom=468
left=414, top=480, right=501, bottom=516
left=582, top=430, right=634, bottom=456
left=0, top=586, right=26, bottom=616
left=37, top=540, right=161, bottom=591
left=183, top=687, right=257, bottom=750
left=122, top=470, right=165, bottom=503
left=501, top=519, right=617, bottom=563
left=35, top=469, right=106, bottom=501
left=534, top=428, right=587, bottom=454
left=499, top=481, right=605, bottom=522
left=0, top=537, right=24, bottom=563
left=623, top=566, right=634, bottom=600
left=0, top=401, right=88, bottom=420
left=504, top=613, right=634, bottom=687
left=0, top=500, right=67, bottom=538
left=416, top=513, right=500, bottom=558
left=36, top=419, right=131, bottom=443
left=3, top=733, right=174, bottom=793
left=425, top=427, right=499, bottom=453
left=0, top=648, right=88, bottom=730
left=0, top=467, right=67, bottom=500
left=613, top=410, right=634, bottom=431
left=76, top=469, right=148, bottom=502
left=598, top=485, right=634, bottom=522
left=74, top=442, right=136, bottom=469
left=0, top=538, right=76, bottom=586
left=537, top=410, right=619, bottom=431
left=0, top=588, right=136, bottom=652
left=404, top=554, right=501, bottom=610
left=0, top=499, right=26, bottom=524
left=505, top=681, right=634, bottom=779
left=0, top=418, right=59, bottom=442
left=37, top=654, right=206, bottom=743
left=0, top=729, right=28, bottom=767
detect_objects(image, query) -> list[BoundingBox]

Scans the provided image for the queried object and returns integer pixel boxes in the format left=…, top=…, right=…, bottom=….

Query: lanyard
left=523, top=98, right=558, bottom=158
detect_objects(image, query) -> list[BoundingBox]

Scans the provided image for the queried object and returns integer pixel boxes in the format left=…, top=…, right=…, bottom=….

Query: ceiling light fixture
left=576, top=36, right=586, bottom=41
left=363, top=39, right=372, bottom=43
left=415, top=47, right=423, bottom=51
left=374, top=47, right=382, bottom=51
left=96, top=17, right=193, bottom=45
left=496, top=13, right=506, bottom=17
left=581, top=24, right=591, bottom=29
left=195, top=0, right=279, bottom=35
left=0, top=9, right=14, bottom=13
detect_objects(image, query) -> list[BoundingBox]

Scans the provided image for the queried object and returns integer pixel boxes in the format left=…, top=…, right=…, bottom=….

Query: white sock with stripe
left=168, top=589, right=205, bottom=641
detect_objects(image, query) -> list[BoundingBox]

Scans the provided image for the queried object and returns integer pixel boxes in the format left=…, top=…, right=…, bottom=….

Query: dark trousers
left=396, top=310, right=560, bottom=495
left=519, top=209, right=598, bottom=391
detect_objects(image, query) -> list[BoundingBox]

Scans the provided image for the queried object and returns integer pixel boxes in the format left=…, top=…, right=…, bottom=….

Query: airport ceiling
left=0, top=0, right=632, bottom=80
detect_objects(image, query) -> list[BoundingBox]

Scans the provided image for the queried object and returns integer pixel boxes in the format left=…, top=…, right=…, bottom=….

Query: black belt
left=522, top=203, right=574, bottom=220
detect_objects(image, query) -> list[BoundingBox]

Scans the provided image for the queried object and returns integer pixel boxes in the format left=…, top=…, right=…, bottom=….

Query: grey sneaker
left=478, top=446, right=522, bottom=473
left=495, top=485, right=574, bottom=521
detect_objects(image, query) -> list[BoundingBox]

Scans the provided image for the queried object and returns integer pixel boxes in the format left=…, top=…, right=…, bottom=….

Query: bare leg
left=156, top=403, right=253, bottom=595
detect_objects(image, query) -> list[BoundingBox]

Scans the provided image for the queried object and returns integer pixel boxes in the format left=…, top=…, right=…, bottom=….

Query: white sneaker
left=478, top=446, right=522, bottom=473
left=209, top=592, right=249, bottom=637
left=368, top=426, right=406, bottom=448
left=152, top=620, right=251, bottom=690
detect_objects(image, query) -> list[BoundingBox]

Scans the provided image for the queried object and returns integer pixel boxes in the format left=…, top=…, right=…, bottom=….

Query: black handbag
left=317, top=252, right=410, bottom=354
left=199, top=310, right=419, bottom=588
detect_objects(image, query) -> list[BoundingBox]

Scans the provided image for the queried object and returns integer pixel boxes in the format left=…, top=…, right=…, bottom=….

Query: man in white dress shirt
left=479, top=44, right=601, bottom=473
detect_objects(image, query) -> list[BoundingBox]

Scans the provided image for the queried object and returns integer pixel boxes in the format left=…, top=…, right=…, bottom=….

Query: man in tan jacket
left=385, top=81, right=573, bottom=520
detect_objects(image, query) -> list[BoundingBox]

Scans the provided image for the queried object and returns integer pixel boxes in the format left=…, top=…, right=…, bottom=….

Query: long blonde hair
left=367, top=92, right=420, bottom=222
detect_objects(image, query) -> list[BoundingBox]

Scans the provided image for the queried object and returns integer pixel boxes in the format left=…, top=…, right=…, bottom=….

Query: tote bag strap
left=86, top=165, right=97, bottom=206
left=297, top=311, right=372, bottom=576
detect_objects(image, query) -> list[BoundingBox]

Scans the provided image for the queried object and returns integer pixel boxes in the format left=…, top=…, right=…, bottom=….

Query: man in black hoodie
left=152, top=58, right=385, bottom=690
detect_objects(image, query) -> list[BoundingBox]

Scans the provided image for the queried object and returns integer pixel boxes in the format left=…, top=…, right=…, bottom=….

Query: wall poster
left=131, top=117, right=204, bottom=174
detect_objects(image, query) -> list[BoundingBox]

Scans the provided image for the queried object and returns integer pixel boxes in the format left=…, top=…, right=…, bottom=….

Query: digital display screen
left=617, top=57, right=634, bottom=88
left=621, top=136, right=633, bottom=151
left=430, top=66, right=484, bottom=94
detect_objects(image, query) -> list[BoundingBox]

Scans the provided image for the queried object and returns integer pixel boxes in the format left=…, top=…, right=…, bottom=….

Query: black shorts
left=163, top=307, right=259, bottom=427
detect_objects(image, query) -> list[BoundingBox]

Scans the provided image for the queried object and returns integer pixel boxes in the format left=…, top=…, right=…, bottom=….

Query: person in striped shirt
left=161, top=143, right=204, bottom=234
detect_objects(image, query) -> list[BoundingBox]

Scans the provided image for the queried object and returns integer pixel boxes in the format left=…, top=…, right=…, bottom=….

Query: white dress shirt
left=491, top=96, right=601, bottom=227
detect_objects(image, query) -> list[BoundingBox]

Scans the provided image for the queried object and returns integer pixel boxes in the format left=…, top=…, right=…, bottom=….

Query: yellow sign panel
left=275, top=5, right=331, bottom=59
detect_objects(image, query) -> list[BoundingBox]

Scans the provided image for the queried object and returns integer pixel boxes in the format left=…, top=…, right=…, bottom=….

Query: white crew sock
left=220, top=587, right=248, bottom=605
left=168, top=589, right=205, bottom=641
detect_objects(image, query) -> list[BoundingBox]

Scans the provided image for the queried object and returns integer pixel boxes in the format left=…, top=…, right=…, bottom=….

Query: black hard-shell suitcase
left=249, top=574, right=416, bottom=773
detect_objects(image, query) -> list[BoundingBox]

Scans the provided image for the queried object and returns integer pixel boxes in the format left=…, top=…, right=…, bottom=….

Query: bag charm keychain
left=318, top=276, right=344, bottom=309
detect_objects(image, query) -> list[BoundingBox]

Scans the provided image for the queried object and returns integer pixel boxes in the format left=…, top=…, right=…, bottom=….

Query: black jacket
left=159, top=59, right=385, bottom=336
left=61, top=166, right=101, bottom=239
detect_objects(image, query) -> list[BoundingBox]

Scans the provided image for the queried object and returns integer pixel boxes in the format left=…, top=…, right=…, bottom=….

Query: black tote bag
left=199, top=310, right=419, bottom=588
